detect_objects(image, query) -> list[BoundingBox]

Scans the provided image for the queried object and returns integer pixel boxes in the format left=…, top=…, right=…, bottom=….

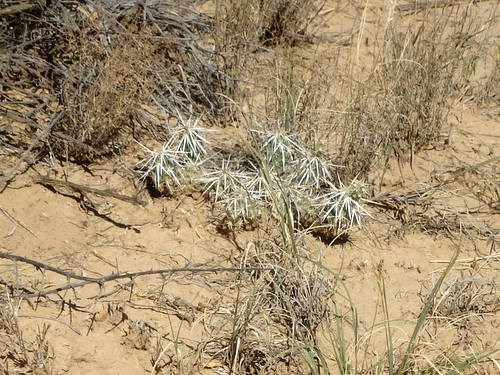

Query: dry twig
left=0, top=252, right=268, bottom=303
left=32, top=175, right=147, bottom=207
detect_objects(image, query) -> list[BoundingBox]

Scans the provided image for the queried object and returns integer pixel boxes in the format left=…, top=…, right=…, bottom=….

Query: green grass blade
left=396, top=251, right=459, bottom=374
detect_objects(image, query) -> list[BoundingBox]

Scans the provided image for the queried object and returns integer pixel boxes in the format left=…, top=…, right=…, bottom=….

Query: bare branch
left=0, top=252, right=268, bottom=303
left=32, top=176, right=147, bottom=207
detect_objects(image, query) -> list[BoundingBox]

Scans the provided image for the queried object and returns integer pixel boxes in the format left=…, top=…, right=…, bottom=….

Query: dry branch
left=0, top=252, right=268, bottom=303
left=32, top=175, right=147, bottom=207
left=430, top=253, right=500, bottom=265
left=0, top=206, right=36, bottom=237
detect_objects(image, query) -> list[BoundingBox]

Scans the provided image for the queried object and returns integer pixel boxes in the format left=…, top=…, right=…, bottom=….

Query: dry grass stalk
left=477, top=47, right=500, bottom=106
left=330, top=3, right=488, bottom=180
left=0, top=297, right=54, bottom=374
left=216, top=0, right=326, bottom=48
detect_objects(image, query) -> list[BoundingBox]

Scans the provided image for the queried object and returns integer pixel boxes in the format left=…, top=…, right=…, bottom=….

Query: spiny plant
left=135, top=142, right=185, bottom=190
left=137, top=118, right=371, bottom=235
left=219, top=186, right=262, bottom=229
left=314, top=178, right=371, bottom=230
left=291, top=153, right=333, bottom=190
left=256, top=130, right=335, bottom=191
left=167, top=111, right=209, bottom=164
left=136, top=113, right=209, bottom=190
left=258, top=130, right=303, bottom=173
left=250, top=129, right=371, bottom=234
left=201, top=158, right=249, bottom=203
left=244, top=166, right=270, bottom=201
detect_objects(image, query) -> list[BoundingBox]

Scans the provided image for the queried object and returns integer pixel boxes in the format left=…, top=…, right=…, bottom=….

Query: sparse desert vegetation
left=0, top=0, right=499, bottom=374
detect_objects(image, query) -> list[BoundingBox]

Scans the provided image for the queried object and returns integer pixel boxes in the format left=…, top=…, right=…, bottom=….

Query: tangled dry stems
left=201, top=239, right=334, bottom=374
left=431, top=278, right=499, bottom=321
left=1, top=0, right=234, bottom=162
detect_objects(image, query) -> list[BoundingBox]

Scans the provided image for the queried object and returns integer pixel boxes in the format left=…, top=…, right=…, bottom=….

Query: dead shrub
left=265, top=51, right=332, bottom=138
left=456, top=163, right=500, bottom=211
left=201, top=238, right=333, bottom=374
left=378, top=21, right=468, bottom=155
left=421, top=276, right=499, bottom=349
left=430, top=278, right=499, bottom=321
left=266, top=261, right=332, bottom=343
left=1, top=0, right=234, bottom=161
left=54, top=38, right=155, bottom=160
left=248, top=242, right=332, bottom=356
left=200, top=269, right=295, bottom=374
left=212, top=0, right=327, bottom=123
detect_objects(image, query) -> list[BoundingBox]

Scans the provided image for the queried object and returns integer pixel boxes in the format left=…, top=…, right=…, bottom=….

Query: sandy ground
left=0, top=1, right=498, bottom=374
left=1, top=102, right=497, bottom=375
